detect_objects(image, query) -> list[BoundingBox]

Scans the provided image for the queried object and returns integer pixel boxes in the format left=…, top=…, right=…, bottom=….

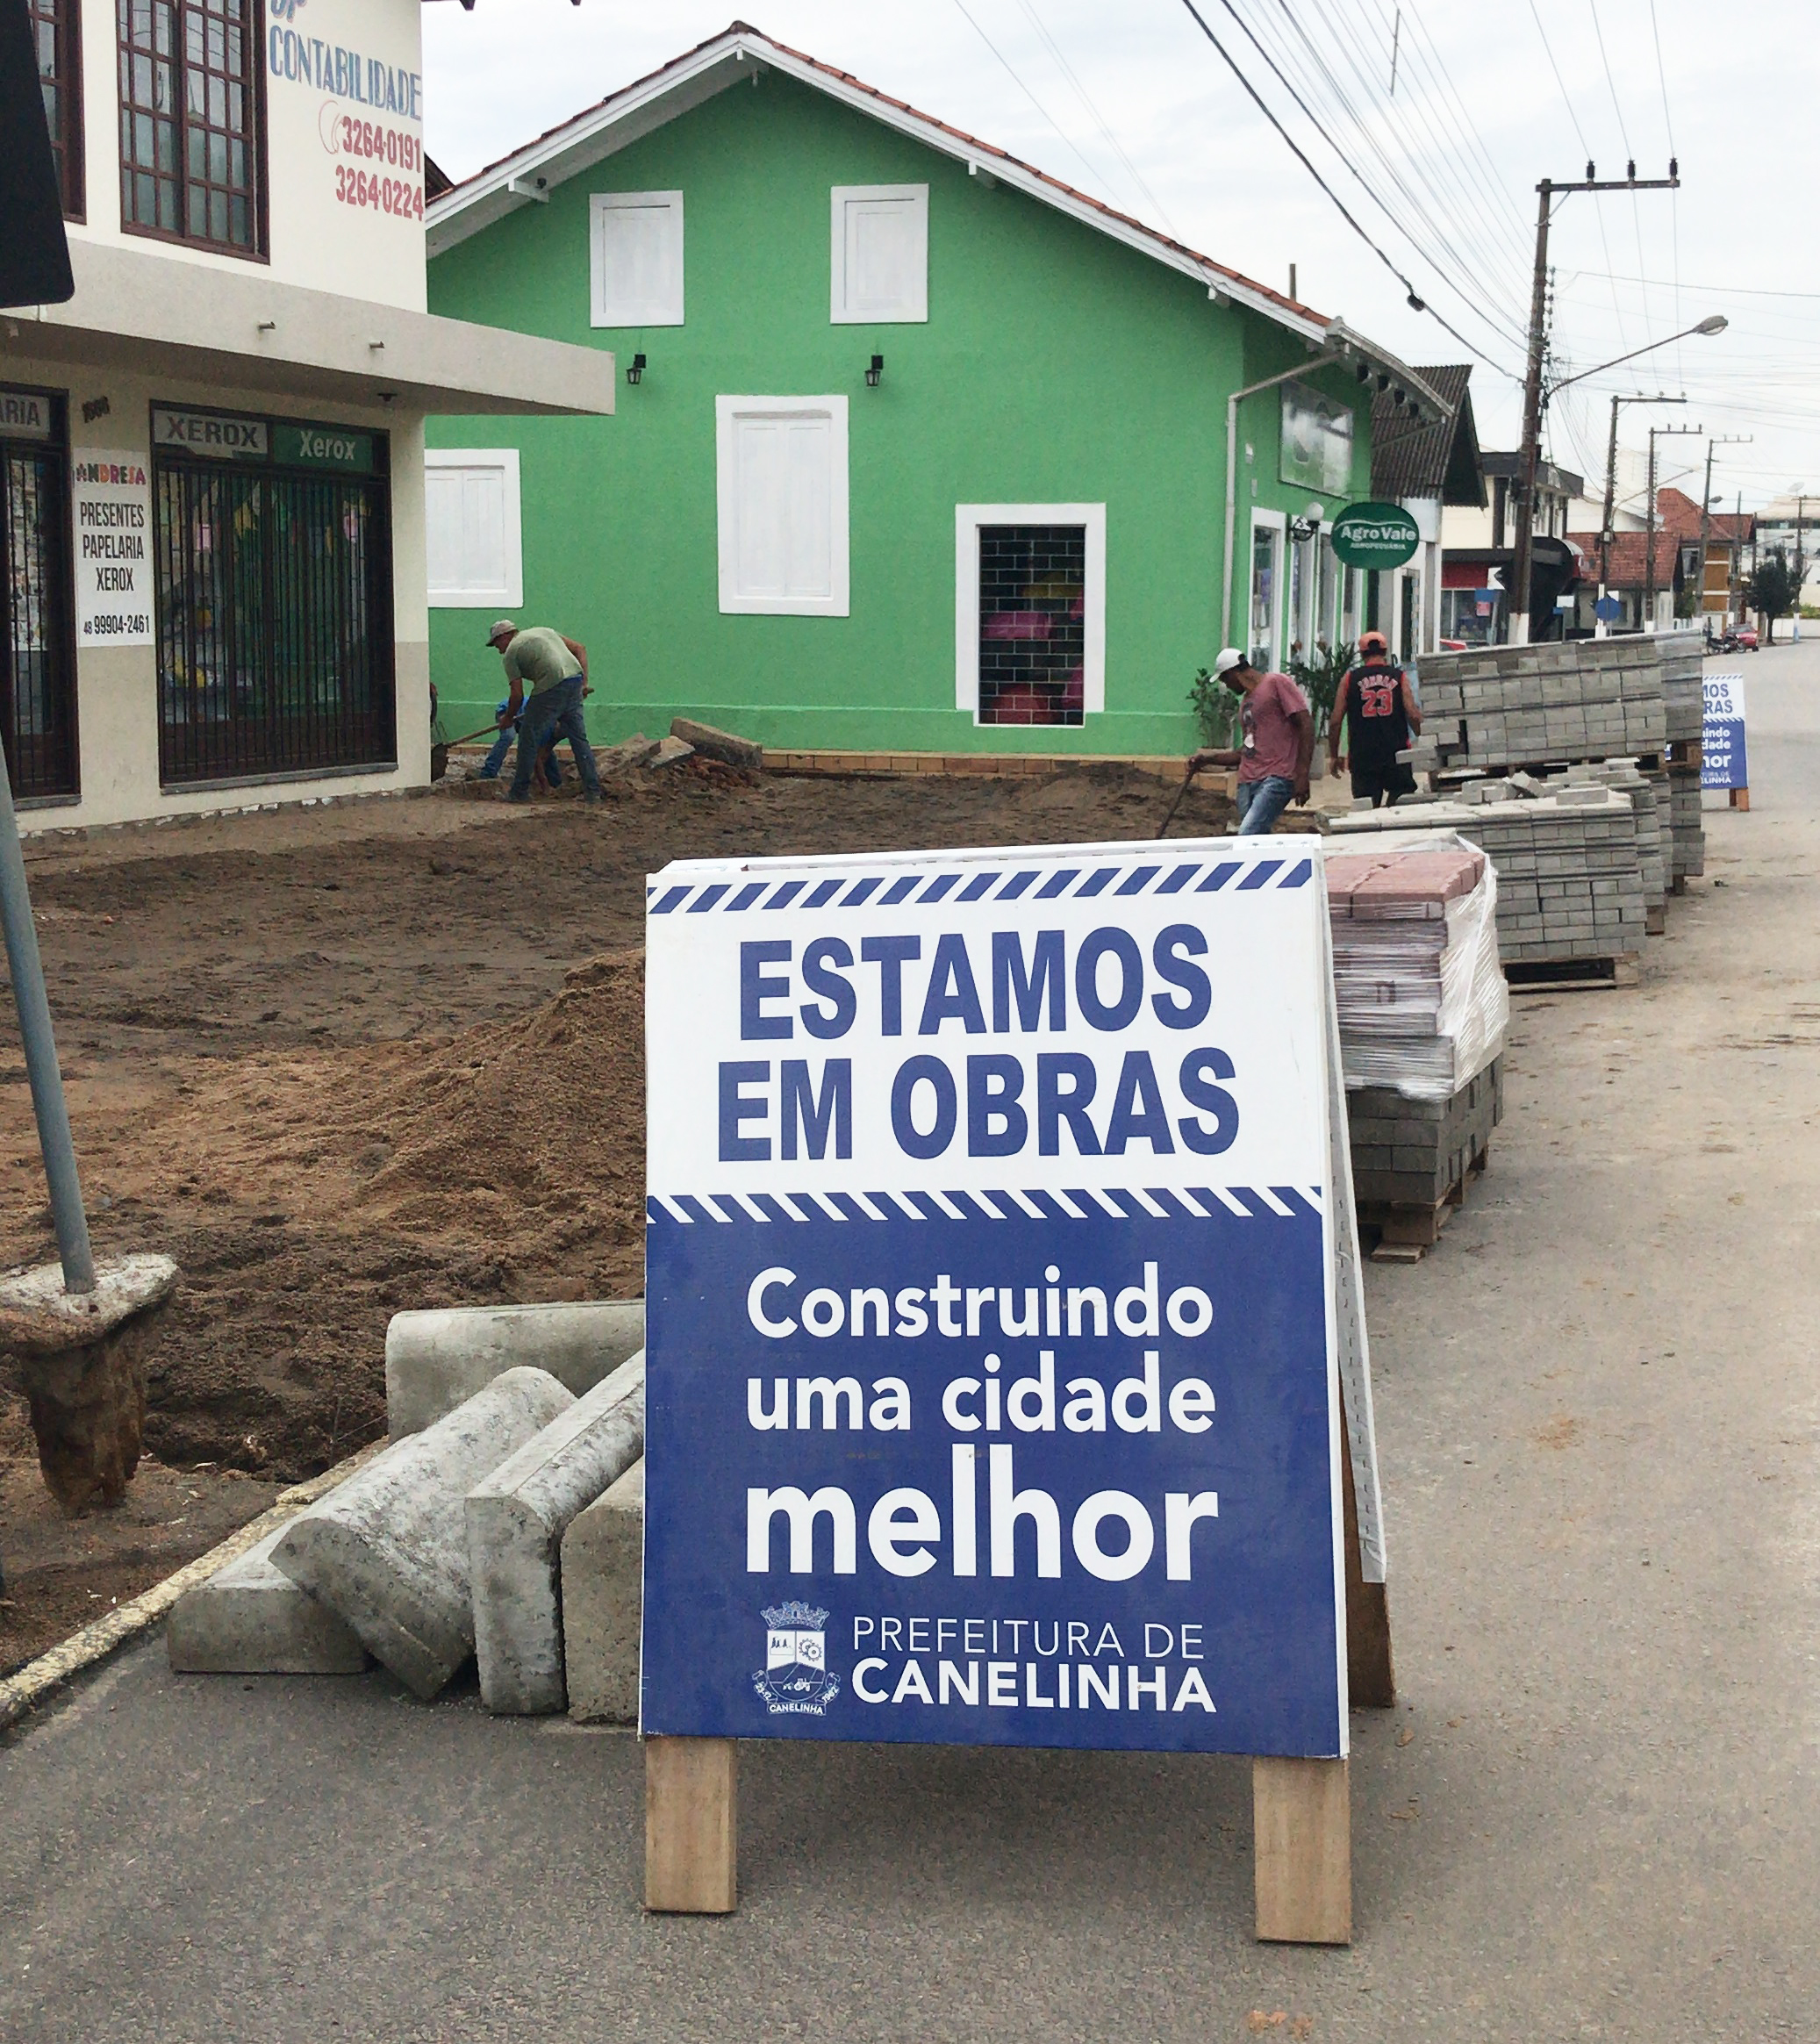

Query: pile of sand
left=345, top=948, right=648, bottom=1254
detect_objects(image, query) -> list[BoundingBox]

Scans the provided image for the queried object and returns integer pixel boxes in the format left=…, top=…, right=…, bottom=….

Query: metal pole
left=0, top=742, right=94, bottom=1294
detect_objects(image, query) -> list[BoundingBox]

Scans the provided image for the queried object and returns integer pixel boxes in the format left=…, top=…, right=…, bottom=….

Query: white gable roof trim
left=427, top=25, right=1445, bottom=422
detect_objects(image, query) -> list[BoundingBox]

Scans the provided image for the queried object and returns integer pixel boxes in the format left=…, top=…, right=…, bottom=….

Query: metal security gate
left=0, top=393, right=80, bottom=800
left=153, top=408, right=396, bottom=786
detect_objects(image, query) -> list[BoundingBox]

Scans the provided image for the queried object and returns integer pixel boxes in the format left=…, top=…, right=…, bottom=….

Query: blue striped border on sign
left=646, top=857, right=1315, bottom=914
left=646, top=1186, right=1323, bottom=1226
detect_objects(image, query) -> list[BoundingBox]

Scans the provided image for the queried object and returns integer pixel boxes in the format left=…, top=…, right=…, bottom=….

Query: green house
left=424, top=24, right=1444, bottom=757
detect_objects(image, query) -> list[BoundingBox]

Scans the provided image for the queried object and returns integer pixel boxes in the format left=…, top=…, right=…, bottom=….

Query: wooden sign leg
left=645, top=1737, right=737, bottom=1913
left=1253, top=1756, right=1351, bottom=1945
left=1339, top=1387, right=1395, bottom=1708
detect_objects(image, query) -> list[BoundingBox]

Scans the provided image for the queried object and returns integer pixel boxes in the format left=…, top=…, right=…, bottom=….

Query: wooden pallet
left=1506, top=951, right=1641, bottom=991
left=1361, top=1145, right=1488, bottom=1262
left=1667, top=739, right=1703, bottom=771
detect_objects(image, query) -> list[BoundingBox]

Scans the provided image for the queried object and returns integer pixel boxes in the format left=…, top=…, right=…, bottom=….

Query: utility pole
left=1698, top=434, right=1752, bottom=635
left=1601, top=391, right=1684, bottom=595
left=1644, top=421, right=1702, bottom=628
left=1510, top=161, right=1680, bottom=643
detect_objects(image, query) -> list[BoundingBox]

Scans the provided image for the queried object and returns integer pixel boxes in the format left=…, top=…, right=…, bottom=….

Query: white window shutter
left=591, top=190, right=685, bottom=327
left=716, top=398, right=849, bottom=617
left=424, top=450, right=523, bottom=608
left=830, top=185, right=928, bottom=324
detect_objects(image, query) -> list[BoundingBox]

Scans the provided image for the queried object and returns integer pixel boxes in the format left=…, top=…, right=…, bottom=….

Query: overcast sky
left=423, top=0, right=1818, bottom=513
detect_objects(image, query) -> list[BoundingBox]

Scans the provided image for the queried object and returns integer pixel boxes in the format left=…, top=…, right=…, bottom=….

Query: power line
left=1555, top=270, right=1820, bottom=301
left=1009, top=0, right=1178, bottom=233
left=1355, top=0, right=1534, bottom=264
left=1645, top=0, right=1683, bottom=386
left=1524, top=0, right=1630, bottom=355
left=947, top=0, right=1129, bottom=206
left=1248, top=0, right=1532, bottom=341
left=1179, top=0, right=1527, bottom=369
left=1586, top=0, right=1656, bottom=350
left=1245, top=0, right=1532, bottom=333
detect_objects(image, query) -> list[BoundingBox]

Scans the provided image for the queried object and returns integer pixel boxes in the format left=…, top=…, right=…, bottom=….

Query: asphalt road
left=4, top=644, right=1817, bottom=2043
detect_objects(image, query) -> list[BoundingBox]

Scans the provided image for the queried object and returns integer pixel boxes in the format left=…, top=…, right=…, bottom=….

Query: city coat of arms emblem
left=752, top=1603, right=841, bottom=1716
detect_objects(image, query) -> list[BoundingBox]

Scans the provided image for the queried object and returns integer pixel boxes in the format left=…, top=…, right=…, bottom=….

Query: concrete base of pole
left=0, top=1253, right=179, bottom=1513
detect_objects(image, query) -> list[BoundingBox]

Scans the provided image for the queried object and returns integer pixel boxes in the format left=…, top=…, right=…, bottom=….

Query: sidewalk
left=3, top=649, right=1818, bottom=2042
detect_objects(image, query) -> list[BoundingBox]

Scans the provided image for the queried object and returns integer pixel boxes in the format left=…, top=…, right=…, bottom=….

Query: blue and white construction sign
left=640, top=836, right=1383, bottom=1760
left=1702, top=671, right=1749, bottom=792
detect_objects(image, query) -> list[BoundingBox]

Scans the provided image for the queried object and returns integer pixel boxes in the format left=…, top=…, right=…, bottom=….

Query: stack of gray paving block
left=1333, top=787, right=1647, bottom=968
left=1347, top=1058, right=1504, bottom=1210
left=1659, top=637, right=1704, bottom=744
left=1407, top=635, right=1673, bottom=774
left=1668, top=771, right=1705, bottom=879
left=1561, top=760, right=1667, bottom=921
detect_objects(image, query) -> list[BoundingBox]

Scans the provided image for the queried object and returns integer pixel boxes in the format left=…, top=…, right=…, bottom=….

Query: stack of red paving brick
left=1327, top=837, right=1509, bottom=1249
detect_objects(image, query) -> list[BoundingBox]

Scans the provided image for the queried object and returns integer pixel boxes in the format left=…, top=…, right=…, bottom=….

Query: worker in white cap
left=484, top=619, right=604, bottom=804
left=1187, top=647, right=1314, bottom=835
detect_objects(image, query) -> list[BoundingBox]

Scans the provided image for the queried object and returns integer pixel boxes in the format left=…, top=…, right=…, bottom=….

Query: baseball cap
left=1358, top=629, right=1389, bottom=653
left=1213, top=648, right=1244, bottom=675
left=485, top=619, right=517, bottom=647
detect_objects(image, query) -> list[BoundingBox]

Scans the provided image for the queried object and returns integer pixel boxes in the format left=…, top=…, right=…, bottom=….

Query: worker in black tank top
left=1329, top=629, right=1423, bottom=807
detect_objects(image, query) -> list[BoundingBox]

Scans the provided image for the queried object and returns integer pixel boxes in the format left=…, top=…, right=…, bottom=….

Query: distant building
left=1565, top=486, right=1752, bottom=634
left=1750, top=495, right=1820, bottom=604
left=1440, top=452, right=1584, bottom=643
left=1367, top=364, right=1484, bottom=659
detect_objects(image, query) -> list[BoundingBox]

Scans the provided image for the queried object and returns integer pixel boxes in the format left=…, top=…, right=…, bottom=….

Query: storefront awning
left=1, top=238, right=614, bottom=419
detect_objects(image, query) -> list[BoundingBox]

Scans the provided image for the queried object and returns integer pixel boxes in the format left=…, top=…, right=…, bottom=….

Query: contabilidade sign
left=641, top=836, right=1386, bottom=1761
left=1329, top=501, right=1421, bottom=570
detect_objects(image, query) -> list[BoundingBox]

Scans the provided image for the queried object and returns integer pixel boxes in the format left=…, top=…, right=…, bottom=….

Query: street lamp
left=1513, top=313, right=1728, bottom=642
left=1547, top=314, right=1728, bottom=398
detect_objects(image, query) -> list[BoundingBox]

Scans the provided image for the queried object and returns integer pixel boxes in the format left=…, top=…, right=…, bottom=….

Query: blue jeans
left=480, top=722, right=562, bottom=783
left=1235, top=773, right=1295, bottom=836
left=509, top=677, right=600, bottom=799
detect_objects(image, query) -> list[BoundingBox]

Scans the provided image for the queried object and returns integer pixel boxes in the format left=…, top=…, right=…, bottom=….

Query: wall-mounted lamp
left=865, top=354, right=884, bottom=388
left=627, top=352, right=646, bottom=386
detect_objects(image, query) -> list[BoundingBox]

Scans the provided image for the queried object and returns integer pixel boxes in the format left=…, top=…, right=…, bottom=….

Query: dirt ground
left=0, top=756, right=1237, bottom=1675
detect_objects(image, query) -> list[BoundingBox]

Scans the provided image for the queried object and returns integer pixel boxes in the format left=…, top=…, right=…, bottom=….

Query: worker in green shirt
left=485, top=619, right=604, bottom=804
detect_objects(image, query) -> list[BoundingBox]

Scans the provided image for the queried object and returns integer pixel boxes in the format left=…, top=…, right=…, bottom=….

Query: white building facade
left=4, top=0, right=612, bottom=831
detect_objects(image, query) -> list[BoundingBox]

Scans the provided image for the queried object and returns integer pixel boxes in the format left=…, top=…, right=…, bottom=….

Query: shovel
left=1157, top=762, right=1207, bottom=839
left=431, top=721, right=504, bottom=782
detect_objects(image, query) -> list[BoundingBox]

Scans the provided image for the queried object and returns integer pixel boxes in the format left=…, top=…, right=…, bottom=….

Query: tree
left=1748, top=549, right=1802, bottom=643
